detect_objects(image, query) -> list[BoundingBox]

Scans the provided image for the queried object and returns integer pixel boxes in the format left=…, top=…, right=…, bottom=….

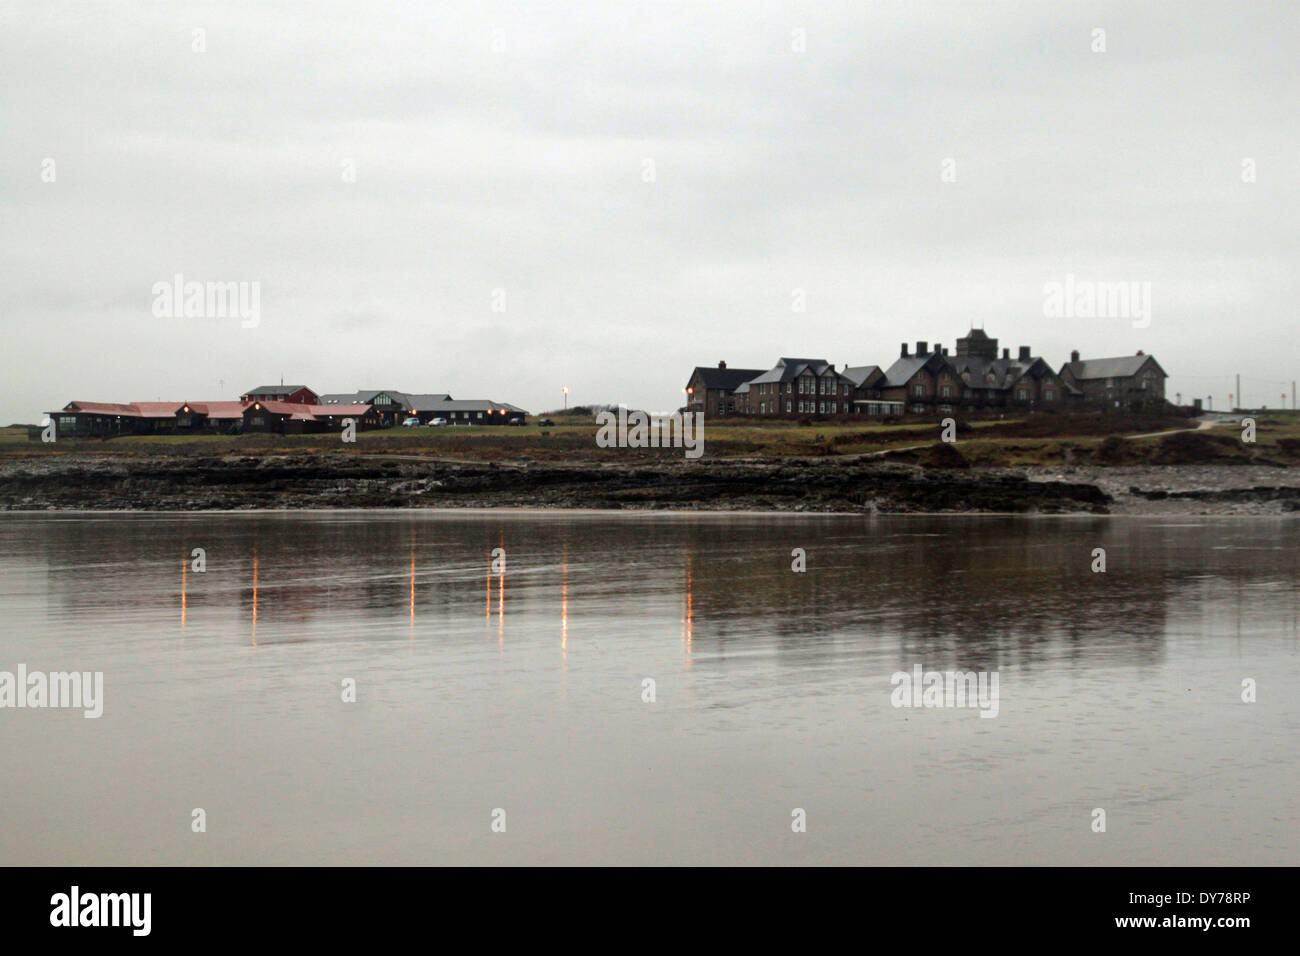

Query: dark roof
left=243, top=385, right=312, bottom=396
left=406, top=393, right=453, bottom=409
left=320, top=391, right=455, bottom=409
left=1061, top=355, right=1163, bottom=381
left=424, top=399, right=527, bottom=414
left=320, top=391, right=371, bottom=404
left=841, top=365, right=882, bottom=387
left=948, top=355, right=1031, bottom=391
left=881, top=353, right=946, bottom=388
left=745, top=358, right=838, bottom=385
left=688, top=366, right=764, bottom=390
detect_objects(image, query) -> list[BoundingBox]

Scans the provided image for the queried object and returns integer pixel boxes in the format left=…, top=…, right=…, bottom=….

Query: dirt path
left=1127, top=417, right=1221, bottom=440
left=852, top=416, right=1223, bottom=460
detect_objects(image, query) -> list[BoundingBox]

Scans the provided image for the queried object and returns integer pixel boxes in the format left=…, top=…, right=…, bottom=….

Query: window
left=1017, top=388, right=1028, bottom=401
left=831, top=402, right=837, bottom=413
left=785, top=401, right=791, bottom=412
left=476, top=412, right=483, bottom=419
left=913, top=384, right=925, bottom=396
left=1044, top=389, right=1054, bottom=401
left=819, top=402, right=825, bottom=413
left=940, top=385, right=952, bottom=398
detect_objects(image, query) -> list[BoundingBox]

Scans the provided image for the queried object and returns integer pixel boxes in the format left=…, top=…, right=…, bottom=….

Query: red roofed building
left=242, top=400, right=377, bottom=434
left=45, top=400, right=180, bottom=439
left=176, top=401, right=251, bottom=433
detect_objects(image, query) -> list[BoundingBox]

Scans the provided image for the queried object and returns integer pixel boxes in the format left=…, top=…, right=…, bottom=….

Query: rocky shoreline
left=1, top=454, right=1297, bottom=515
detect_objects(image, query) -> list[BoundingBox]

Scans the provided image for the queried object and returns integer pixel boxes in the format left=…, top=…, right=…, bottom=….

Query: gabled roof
left=1061, top=354, right=1164, bottom=381
left=745, top=358, right=837, bottom=385
left=243, top=385, right=313, bottom=397
left=130, top=402, right=186, bottom=418
left=244, top=400, right=305, bottom=416
left=881, top=353, right=947, bottom=388
left=841, top=365, right=883, bottom=388
left=688, top=366, right=765, bottom=390
left=319, top=391, right=455, bottom=410
left=949, top=356, right=1021, bottom=391
left=406, top=393, right=453, bottom=409
left=60, top=401, right=141, bottom=416
left=244, top=400, right=373, bottom=421
left=320, top=390, right=401, bottom=405
left=184, top=401, right=249, bottom=419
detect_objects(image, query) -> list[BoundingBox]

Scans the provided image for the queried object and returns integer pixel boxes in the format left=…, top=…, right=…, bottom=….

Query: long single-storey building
left=43, top=382, right=531, bottom=439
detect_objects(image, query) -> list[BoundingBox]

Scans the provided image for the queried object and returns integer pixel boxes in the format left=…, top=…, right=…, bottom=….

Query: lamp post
left=562, top=387, right=569, bottom=411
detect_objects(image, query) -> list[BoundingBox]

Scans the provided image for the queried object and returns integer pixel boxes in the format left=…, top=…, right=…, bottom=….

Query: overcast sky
left=2, top=1, right=1297, bottom=422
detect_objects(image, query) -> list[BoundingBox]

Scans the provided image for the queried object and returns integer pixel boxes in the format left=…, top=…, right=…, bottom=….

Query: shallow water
left=1, top=511, right=1296, bottom=864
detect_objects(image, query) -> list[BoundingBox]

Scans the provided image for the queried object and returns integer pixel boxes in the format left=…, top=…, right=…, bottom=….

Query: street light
left=562, top=387, right=569, bottom=410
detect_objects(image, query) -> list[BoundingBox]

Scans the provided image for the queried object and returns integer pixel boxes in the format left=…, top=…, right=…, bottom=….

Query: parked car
left=429, top=418, right=448, bottom=427
left=537, top=418, right=555, bottom=427
left=505, top=417, right=525, bottom=426
left=401, top=416, right=421, bottom=427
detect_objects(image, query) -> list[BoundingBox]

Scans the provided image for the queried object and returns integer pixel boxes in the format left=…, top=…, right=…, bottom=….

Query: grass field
left=4, top=411, right=1299, bottom=467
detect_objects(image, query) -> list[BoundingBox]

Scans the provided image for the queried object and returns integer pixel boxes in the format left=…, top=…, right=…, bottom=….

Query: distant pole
left=1236, top=373, right=1241, bottom=411
left=1208, top=395, right=1213, bottom=410
left=1293, top=381, right=1296, bottom=411
left=562, top=386, right=569, bottom=410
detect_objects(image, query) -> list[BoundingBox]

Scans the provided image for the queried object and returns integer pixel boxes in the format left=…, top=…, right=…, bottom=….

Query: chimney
left=1136, top=349, right=1144, bottom=356
left=916, top=341, right=927, bottom=356
left=1018, top=346, right=1030, bottom=361
left=901, top=343, right=910, bottom=357
left=1002, top=348, right=1010, bottom=359
left=1070, top=349, right=1080, bottom=363
left=717, top=360, right=727, bottom=369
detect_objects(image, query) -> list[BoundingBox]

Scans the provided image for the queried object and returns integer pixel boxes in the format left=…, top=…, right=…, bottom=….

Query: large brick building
left=685, top=329, right=1166, bottom=419
left=1059, top=350, right=1167, bottom=411
left=684, top=362, right=765, bottom=417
